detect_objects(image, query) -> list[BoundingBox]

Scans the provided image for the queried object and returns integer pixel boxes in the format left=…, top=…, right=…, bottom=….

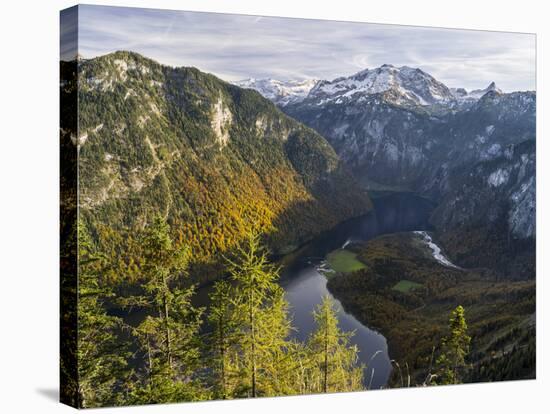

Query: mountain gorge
left=73, top=51, right=371, bottom=282
left=241, top=65, right=536, bottom=275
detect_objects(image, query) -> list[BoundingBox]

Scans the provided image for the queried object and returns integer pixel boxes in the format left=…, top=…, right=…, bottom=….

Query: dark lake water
left=277, top=193, right=434, bottom=389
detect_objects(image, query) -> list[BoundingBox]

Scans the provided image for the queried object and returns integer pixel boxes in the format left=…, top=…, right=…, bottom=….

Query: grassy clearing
left=326, top=249, right=367, bottom=273
left=392, top=279, right=423, bottom=293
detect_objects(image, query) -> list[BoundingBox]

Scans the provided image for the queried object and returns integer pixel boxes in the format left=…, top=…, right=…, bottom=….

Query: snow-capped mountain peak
left=236, top=66, right=509, bottom=112
left=451, top=82, right=502, bottom=102
left=306, top=64, right=455, bottom=107
left=468, top=81, right=502, bottom=98
left=234, top=78, right=318, bottom=106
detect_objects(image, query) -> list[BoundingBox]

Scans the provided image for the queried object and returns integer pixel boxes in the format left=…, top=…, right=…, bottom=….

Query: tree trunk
left=219, top=318, right=226, bottom=398
left=323, top=306, right=329, bottom=393
left=250, top=292, right=257, bottom=398
left=78, top=387, right=86, bottom=409
left=162, top=275, right=173, bottom=372
left=146, top=333, right=155, bottom=387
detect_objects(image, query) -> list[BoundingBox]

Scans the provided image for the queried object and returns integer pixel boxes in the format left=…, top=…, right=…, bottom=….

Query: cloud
left=60, top=6, right=78, bottom=60
left=75, top=5, right=535, bottom=92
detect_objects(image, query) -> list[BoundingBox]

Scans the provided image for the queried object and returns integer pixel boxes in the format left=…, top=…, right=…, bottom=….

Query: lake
left=278, top=192, right=434, bottom=389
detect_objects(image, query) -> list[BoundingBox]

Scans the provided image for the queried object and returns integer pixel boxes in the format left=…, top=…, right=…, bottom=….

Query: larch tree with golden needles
left=307, top=296, right=363, bottom=393
left=225, top=231, right=297, bottom=398
left=435, top=305, right=471, bottom=385
left=207, top=279, right=239, bottom=399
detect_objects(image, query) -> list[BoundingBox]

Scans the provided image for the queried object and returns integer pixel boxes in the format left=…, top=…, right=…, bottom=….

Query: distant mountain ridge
left=450, top=81, right=502, bottom=103
left=234, top=78, right=318, bottom=106
left=235, top=64, right=517, bottom=110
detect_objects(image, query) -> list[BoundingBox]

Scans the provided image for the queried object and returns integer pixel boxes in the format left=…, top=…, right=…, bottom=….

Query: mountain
left=424, top=90, right=535, bottom=182
left=278, top=65, right=535, bottom=275
left=234, top=78, right=318, bottom=106
left=71, top=51, right=372, bottom=282
left=244, top=66, right=532, bottom=194
left=277, top=64, right=534, bottom=191
left=282, top=66, right=457, bottom=190
left=240, top=65, right=504, bottom=110
left=451, top=81, right=502, bottom=103
left=430, top=139, right=535, bottom=278
left=307, top=64, right=455, bottom=107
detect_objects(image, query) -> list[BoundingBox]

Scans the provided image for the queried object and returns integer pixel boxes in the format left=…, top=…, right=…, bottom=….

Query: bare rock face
left=210, top=96, right=233, bottom=148
left=430, top=140, right=535, bottom=239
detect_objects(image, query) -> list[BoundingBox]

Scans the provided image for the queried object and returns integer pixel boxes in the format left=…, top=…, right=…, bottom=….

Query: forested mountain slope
left=71, top=51, right=371, bottom=282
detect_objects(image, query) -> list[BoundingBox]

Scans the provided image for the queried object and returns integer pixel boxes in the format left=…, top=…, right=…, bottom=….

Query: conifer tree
left=207, top=280, right=238, bottom=399
left=77, top=221, right=129, bottom=408
left=131, top=215, right=207, bottom=403
left=226, top=231, right=296, bottom=398
left=307, top=296, right=363, bottom=393
left=254, top=286, right=301, bottom=396
left=435, top=305, right=471, bottom=385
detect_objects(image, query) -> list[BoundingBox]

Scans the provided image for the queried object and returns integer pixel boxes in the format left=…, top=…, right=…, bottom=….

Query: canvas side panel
left=60, top=5, right=79, bottom=408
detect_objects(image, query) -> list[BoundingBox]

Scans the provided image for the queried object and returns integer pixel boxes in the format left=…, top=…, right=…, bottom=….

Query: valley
left=63, top=49, right=536, bottom=407
left=231, top=62, right=537, bottom=385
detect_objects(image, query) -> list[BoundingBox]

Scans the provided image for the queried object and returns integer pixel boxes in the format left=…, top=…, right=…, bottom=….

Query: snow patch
left=235, top=78, right=318, bottom=106
left=309, top=64, right=454, bottom=107
left=487, top=169, right=510, bottom=187
left=333, top=123, right=349, bottom=138
left=487, top=143, right=501, bottom=156
left=415, top=231, right=460, bottom=269
left=384, top=142, right=399, bottom=162
left=508, top=175, right=535, bottom=238
left=342, top=239, right=352, bottom=249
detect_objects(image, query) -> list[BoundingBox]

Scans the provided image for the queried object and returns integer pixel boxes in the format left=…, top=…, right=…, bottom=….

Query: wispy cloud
left=72, top=5, right=535, bottom=92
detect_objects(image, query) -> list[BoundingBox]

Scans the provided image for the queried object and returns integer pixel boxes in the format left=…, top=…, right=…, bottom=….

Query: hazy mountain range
left=238, top=63, right=536, bottom=277
left=235, top=65, right=507, bottom=108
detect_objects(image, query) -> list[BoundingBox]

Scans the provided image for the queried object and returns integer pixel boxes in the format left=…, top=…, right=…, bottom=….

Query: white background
left=0, top=0, right=546, bottom=412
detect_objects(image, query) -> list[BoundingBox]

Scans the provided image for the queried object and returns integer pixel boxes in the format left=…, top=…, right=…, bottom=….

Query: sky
left=61, top=5, right=536, bottom=92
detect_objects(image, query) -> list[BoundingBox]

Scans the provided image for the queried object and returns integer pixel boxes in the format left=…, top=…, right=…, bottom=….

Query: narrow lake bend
left=276, top=193, right=435, bottom=389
